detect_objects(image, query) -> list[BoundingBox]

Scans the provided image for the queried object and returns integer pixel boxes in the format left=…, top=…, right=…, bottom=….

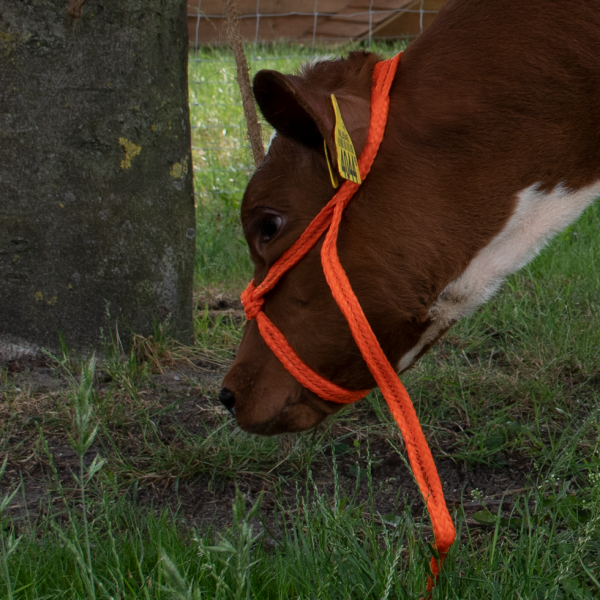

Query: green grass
left=0, top=43, right=599, bottom=599
left=1, top=397, right=599, bottom=599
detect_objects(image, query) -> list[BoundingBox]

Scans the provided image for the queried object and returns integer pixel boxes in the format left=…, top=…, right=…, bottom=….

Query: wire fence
left=188, top=1, right=445, bottom=50
left=188, top=1, right=446, bottom=207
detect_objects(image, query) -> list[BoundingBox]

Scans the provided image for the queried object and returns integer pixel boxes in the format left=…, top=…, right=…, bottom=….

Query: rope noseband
left=242, top=53, right=455, bottom=592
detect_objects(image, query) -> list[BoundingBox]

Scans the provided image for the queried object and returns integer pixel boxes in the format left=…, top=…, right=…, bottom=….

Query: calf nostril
left=218, top=387, right=236, bottom=415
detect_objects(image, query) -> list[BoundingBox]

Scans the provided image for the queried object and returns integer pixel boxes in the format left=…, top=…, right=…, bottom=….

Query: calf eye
left=260, top=215, right=282, bottom=242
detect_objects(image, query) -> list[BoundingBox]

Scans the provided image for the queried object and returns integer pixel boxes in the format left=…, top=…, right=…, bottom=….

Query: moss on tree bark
left=0, top=0, right=195, bottom=356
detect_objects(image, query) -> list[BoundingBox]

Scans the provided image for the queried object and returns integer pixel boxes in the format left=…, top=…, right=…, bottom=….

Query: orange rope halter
left=242, top=52, right=456, bottom=592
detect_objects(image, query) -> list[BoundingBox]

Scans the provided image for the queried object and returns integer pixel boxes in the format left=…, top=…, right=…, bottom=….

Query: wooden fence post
left=223, top=0, right=265, bottom=168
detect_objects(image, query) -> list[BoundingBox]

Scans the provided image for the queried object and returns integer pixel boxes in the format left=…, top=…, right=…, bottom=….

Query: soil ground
left=0, top=302, right=531, bottom=539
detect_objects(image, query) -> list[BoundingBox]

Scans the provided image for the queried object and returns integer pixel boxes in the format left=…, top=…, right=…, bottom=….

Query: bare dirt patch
left=1, top=346, right=532, bottom=537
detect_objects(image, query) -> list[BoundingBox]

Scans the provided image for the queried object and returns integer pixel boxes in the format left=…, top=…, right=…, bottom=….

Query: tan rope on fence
left=223, top=0, right=265, bottom=167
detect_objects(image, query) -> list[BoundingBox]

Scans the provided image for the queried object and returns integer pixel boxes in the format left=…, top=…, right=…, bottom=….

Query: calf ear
left=253, top=70, right=338, bottom=164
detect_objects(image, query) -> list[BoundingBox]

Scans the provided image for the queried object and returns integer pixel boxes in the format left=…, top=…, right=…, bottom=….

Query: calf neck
left=222, top=0, right=600, bottom=434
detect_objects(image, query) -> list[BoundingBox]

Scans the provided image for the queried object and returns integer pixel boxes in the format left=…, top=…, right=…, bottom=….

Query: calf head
left=221, top=52, right=448, bottom=435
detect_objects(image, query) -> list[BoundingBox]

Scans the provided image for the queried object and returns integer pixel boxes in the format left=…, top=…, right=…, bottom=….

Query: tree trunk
left=0, top=0, right=195, bottom=359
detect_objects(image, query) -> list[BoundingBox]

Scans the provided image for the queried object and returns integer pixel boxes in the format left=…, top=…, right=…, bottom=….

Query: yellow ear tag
left=324, top=140, right=339, bottom=188
left=331, top=94, right=362, bottom=185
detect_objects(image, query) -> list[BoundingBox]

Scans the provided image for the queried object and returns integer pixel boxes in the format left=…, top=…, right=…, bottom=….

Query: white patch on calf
left=266, top=132, right=277, bottom=154
left=398, top=322, right=441, bottom=372
left=397, top=180, right=600, bottom=372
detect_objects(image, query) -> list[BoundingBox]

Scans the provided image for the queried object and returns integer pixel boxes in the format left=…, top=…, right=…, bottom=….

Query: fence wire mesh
left=188, top=1, right=445, bottom=49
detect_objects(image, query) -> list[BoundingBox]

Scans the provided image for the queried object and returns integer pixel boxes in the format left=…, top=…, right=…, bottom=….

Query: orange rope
left=242, top=52, right=455, bottom=593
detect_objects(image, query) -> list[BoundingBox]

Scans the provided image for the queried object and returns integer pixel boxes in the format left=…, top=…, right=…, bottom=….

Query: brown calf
left=221, top=0, right=600, bottom=435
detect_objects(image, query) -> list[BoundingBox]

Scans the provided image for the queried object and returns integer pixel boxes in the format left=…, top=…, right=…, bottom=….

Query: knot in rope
left=241, top=281, right=263, bottom=320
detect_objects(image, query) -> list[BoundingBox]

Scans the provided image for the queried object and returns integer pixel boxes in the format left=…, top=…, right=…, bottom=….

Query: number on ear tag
left=331, top=94, right=362, bottom=185
left=324, top=141, right=339, bottom=188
